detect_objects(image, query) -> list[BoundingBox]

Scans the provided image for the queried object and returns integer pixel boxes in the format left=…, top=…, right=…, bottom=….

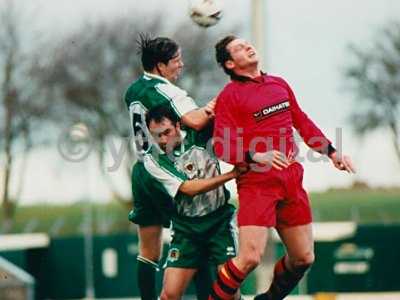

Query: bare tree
left=33, top=17, right=159, bottom=206
left=0, top=0, right=49, bottom=231
left=35, top=15, right=238, bottom=207
left=345, top=21, right=400, bottom=164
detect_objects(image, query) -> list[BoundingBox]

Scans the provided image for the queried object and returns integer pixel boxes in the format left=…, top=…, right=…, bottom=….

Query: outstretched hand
left=330, top=152, right=356, bottom=173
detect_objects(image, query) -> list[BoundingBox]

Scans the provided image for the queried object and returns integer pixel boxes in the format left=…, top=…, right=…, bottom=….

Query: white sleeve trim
left=155, top=83, right=198, bottom=117
left=143, top=155, right=183, bottom=198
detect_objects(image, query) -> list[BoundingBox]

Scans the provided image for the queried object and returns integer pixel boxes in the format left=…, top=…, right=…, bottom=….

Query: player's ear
left=225, top=60, right=235, bottom=70
left=176, top=121, right=181, bottom=131
left=156, top=62, right=166, bottom=72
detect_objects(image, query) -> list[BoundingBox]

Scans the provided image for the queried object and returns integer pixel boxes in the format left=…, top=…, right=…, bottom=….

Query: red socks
left=255, top=256, right=310, bottom=300
left=209, top=260, right=246, bottom=300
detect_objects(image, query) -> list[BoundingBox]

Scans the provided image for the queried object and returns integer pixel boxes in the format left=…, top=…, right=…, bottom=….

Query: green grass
left=1, top=201, right=132, bottom=236
left=1, top=188, right=399, bottom=236
left=310, top=188, right=400, bottom=223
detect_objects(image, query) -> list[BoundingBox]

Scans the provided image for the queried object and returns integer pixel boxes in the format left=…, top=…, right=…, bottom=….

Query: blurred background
left=0, top=0, right=399, bottom=299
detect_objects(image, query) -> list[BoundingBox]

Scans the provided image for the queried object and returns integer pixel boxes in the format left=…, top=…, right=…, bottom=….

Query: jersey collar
left=231, top=71, right=267, bottom=83
left=143, top=71, right=170, bottom=84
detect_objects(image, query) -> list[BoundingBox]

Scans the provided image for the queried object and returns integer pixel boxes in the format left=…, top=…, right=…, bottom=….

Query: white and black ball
left=190, top=0, right=223, bottom=28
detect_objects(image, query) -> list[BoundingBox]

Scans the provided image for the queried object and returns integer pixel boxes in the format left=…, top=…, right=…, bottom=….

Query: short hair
left=215, top=35, right=237, bottom=77
left=146, top=104, right=179, bottom=128
left=137, top=33, right=179, bottom=72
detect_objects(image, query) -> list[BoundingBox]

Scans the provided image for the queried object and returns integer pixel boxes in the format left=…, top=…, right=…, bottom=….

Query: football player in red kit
left=208, top=35, right=356, bottom=300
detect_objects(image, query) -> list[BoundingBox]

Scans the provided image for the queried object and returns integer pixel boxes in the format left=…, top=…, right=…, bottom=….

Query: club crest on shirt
left=183, top=161, right=197, bottom=178
left=167, top=248, right=180, bottom=262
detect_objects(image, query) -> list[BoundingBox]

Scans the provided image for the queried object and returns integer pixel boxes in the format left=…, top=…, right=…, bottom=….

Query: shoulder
left=195, top=126, right=213, bottom=148
left=124, top=78, right=140, bottom=107
left=215, top=82, right=245, bottom=112
left=153, top=81, right=188, bottom=99
left=143, top=153, right=186, bottom=189
left=265, top=74, right=292, bottom=90
left=216, top=82, right=237, bottom=102
left=125, top=76, right=155, bottom=106
left=143, top=153, right=172, bottom=177
left=185, top=128, right=207, bottom=147
left=220, top=81, right=237, bottom=93
left=266, top=74, right=288, bottom=85
left=128, top=78, right=175, bottom=109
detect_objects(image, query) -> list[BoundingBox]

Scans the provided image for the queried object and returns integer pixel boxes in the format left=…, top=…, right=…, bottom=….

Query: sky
left=3, top=0, right=400, bottom=204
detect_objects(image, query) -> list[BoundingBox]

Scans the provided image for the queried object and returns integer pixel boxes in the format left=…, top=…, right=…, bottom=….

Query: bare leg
left=255, top=223, right=314, bottom=300
left=160, top=267, right=197, bottom=300
left=138, top=225, right=163, bottom=261
left=278, top=223, right=314, bottom=270
left=209, top=226, right=268, bottom=300
left=233, top=225, right=269, bottom=273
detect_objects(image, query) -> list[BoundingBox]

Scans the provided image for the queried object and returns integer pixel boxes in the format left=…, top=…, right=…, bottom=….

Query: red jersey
left=213, top=74, right=331, bottom=165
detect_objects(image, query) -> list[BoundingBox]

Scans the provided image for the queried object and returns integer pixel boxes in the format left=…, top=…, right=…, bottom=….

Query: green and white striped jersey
left=142, top=127, right=230, bottom=218
left=124, top=72, right=198, bottom=155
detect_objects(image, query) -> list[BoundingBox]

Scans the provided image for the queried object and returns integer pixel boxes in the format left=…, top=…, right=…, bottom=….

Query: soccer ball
left=190, top=0, right=223, bottom=28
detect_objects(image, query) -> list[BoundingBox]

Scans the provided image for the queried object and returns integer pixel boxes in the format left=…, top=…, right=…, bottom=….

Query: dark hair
left=215, top=35, right=237, bottom=77
left=146, top=104, right=179, bottom=128
left=137, top=33, right=179, bottom=72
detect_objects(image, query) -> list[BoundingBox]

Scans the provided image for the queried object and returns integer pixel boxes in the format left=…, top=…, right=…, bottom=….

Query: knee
left=160, top=288, right=181, bottom=300
left=139, top=244, right=161, bottom=262
left=290, top=251, right=315, bottom=270
left=239, top=246, right=264, bottom=272
left=160, top=291, right=169, bottom=300
left=138, top=226, right=163, bottom=261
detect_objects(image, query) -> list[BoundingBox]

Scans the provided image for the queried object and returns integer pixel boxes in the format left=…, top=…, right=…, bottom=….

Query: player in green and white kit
left=124, top=35, right=215, bottom=300
left=138, top=105, right=244, bottom=300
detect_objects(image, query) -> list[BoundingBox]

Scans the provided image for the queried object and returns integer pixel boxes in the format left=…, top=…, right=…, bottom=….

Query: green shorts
left=129, top=162, right=173, bottom=228
left=164, top=204, right=238, bottom=268
left=128, top=205, right=170, bottom=228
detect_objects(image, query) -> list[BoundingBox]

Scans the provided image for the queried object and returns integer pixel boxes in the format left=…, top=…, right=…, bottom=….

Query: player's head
left=215, top=35, right=258, bottom=78
left=137, top=33, right=184, bottom=82
left=146, top=105, right=181, bottom=152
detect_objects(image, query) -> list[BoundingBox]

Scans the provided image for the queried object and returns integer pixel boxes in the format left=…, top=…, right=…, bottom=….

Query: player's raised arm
left=178, top=165, right=246, bottom=197
left=181, top=98, right=215, bottom=131
left=276, top=77, right=334, bottom=155
left=153, top=82, right=215, bottom=131
left=279, top=77, right=356, bottom=173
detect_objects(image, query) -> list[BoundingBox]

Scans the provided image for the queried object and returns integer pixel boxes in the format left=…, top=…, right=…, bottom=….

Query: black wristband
left=326, top=144, right=336, bottom=157
left=245, top=151, right=255, bottom=163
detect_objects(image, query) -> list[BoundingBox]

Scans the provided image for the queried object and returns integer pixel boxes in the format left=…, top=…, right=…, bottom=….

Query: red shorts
left=236, top=162, right=312, bottom=228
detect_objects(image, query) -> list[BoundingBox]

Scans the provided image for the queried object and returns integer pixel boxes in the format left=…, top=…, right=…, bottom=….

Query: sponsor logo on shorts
left=226, top=246, right=236, bottom=256
left=167, top=248, right=180, bottom=262
left=253, top=100, right=290, bottom=122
